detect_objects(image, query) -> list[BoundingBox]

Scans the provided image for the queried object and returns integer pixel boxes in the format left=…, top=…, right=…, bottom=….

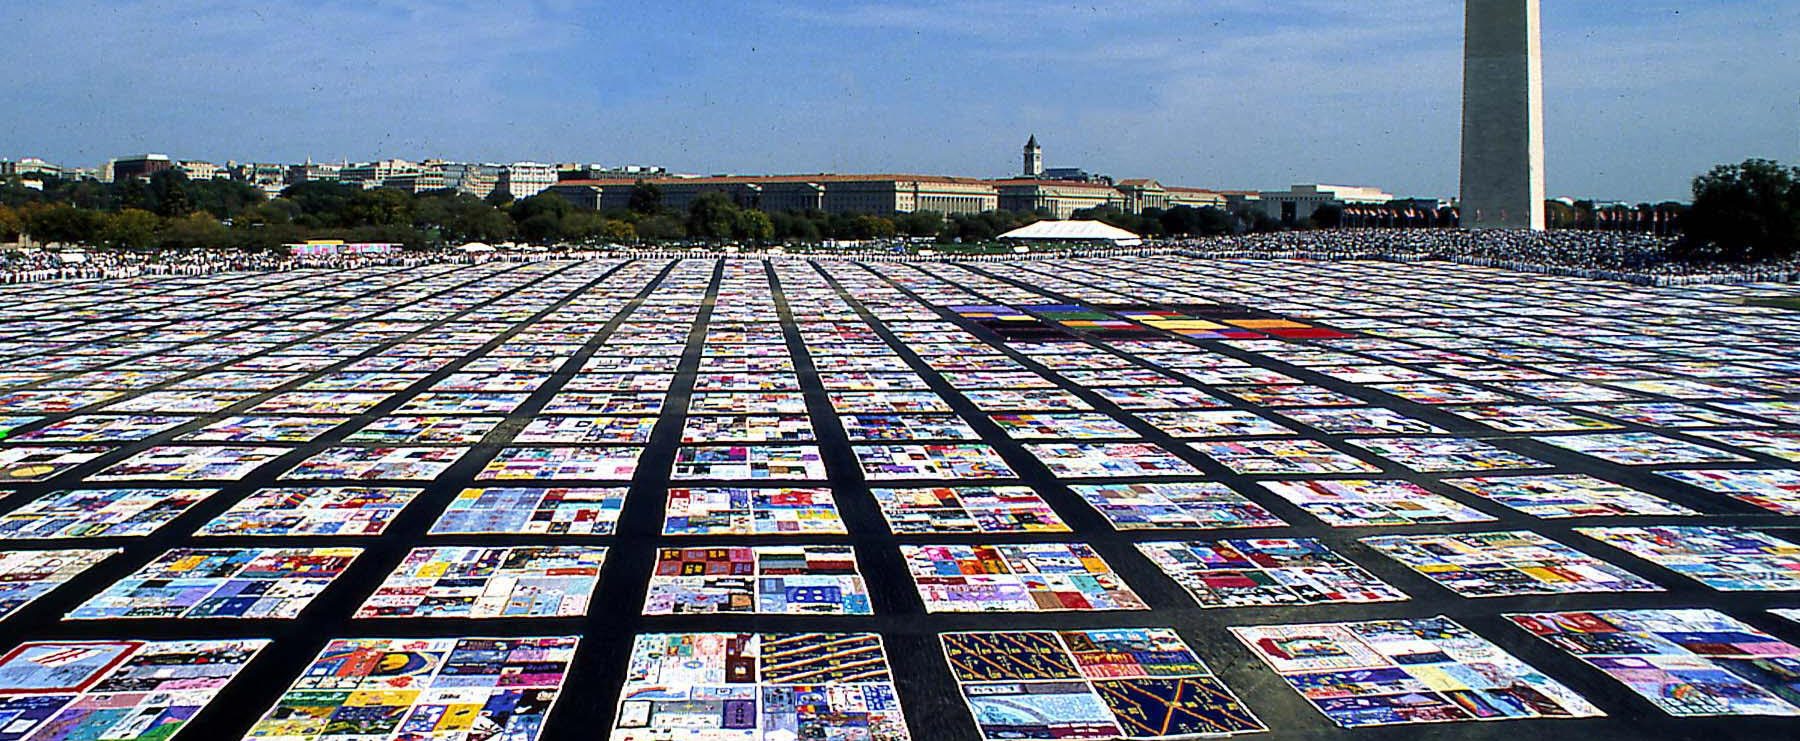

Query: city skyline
left=3, top=1, right=1797, bottom=203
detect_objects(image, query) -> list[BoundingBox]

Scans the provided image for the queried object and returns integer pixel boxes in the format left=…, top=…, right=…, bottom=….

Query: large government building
left=547, top=137, right=1227, bottom=218
left=548, top=173, right=1002, bottom=216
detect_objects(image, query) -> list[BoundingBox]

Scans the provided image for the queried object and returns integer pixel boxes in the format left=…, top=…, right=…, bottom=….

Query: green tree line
left=25, top=162, right=1787, bottom=255
left=2, top=173, right=1247, bottom=249
left=1067, top=203, right=1242, bottom=237
left=1680, top=158, right=1800, bottom=261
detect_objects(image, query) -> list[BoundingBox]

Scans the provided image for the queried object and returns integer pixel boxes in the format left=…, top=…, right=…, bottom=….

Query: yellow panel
left=1227, top=319, right=1309, bottom=329
left=1151, top=320, right=1226, bottom=330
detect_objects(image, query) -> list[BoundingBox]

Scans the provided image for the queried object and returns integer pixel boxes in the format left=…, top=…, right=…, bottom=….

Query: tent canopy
left=997, top=220, right=1142, bottom=246
left=457, top=242, right=495, bottom=253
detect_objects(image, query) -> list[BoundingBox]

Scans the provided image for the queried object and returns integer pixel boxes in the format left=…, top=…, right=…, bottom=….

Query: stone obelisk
left=1460, top=0, right=1545, bottom=230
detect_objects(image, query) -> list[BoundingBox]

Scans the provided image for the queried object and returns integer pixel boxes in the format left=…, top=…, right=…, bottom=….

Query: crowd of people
left=1157, top=229, right=1800, bottom=286
left=4, top=229, right=1799, bottom=287
left=0, top=249, right=279, bottom=283
left=0, top=248, right=535, bottom=284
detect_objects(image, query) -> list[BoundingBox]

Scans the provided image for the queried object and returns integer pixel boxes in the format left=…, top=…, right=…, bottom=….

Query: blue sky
left=3, top=0, right=1795, bottom=202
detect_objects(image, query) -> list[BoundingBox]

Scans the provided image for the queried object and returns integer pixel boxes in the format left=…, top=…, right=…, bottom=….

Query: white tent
left=996, top=220, right=1142, bottom=246
left=457, top=242, right=495, bottom=253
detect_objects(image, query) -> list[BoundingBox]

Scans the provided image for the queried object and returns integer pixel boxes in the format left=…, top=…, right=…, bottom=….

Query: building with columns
left=544, top=137, right=1236, bottom=219
left=549, top=174, right=1000, bottom=216
left=1166, top=186, right=1226, bottom=209
left=1258, top=184, right=1395, bottom=225
left=993, top=178, right=1123, bottom=218
left=550, top=171, right=1230, bottom=219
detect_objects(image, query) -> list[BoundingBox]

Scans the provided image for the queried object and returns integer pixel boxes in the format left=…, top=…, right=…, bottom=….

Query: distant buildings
left=317, top=160, right=547, bottom=198
left=549, top=174, right=1002, bottom=216
left=546, top=135, right=1234, bottom=219
left=558, top=163, right=666, bottom=181
left=548, top=169, right=1229, bottom=220
left=994, top=178, right=1123, bottom=218
left=1042, top=167, right=1100, bottom=183
left=110, top=154, right=173, bottom=182
left=339, top=159, right=419, bottom=189
left=6, top=136, right=1407, bottom=224
left=1168, top=186, right=1228, bottom=210
left=228, top=162, right=289, bottom=197
left=177, top=160, right=223, bottom=181
left=496, top=162, right=557, bottom=200
left=1256, top=184, right=1396, bottom=224
left=381, top=169, right=446, bottom=195
left=990, top=136, right=1224, bottom=217
left=0, top=157, right=63, bottom=182
left=1115, top=179, right=1168, bottom=213
left=287, top=161, right=342, bottom=185
left=432, top=162, right=494, bottom=198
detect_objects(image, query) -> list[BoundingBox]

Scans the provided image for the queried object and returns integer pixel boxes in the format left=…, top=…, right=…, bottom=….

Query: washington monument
left=1461, top=0, right=1545, bottom=230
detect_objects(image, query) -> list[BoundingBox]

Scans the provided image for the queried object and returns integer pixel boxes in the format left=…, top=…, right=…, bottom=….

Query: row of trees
left=1, top=171, right=1255, bottom=249
left=11, top=158, right=1790, bottom=258
left=1070, top=204, right=1244, bottom=237
left=0, top=173, right=635, bottom=250
left=670, top=190, right=1057, bottom=242
left=1681, top=159, right=1800, bottom=261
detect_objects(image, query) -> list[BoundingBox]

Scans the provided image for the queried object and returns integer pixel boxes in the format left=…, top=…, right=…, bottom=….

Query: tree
left=58, top=178, right=115, bottom=210
left=118, top=177, right=149, bottom=211
left=560, top=210, right=609, bottom=242
left=412, top=191, right=513, bottom=244
left=601, top=219, right=636, bottom=242
left=344, top=188, right=414, bottom=228
left=771, top=211, right=822, bottom=241
left=1682, top=159, right=1800, bottom=261
left=1160, top=206, right=1194, bottom=236
left=1243, top=209, right=1283, bottom=233
left=242, top=198, right=301, bottom=226
left=232, top=220, right=307, bottom=251
left=1, top=177, right=42, bottom=208
left=1193, top=206, right=1235, bottom=235
left=1070, top=204, right=1159, bottom=235
left=628, top=180, right=663, bottom=215
left=0, top=204, right=20, bottom=241
left=515, top=212, right=562, bottom=243
left=23, top=204, right=102, bottom=245
left=1309, top=203, right=1344, bottom=229
left=1137, top=207, right=1167, bottom=236
left=334, top=222, right=428, bottom=250
left=735, top=209, right=774, bottom=241
left=894, top=210, right=944, bottom=238
left=510, top=194, right=573, bottom=244
left=943, top=210, right=1037, bottom=242
left=148, top=170, right=194, bottom=218
left=99, top=209, right=162, bottom=249
left=411, top=192, right=454, bottom=236
left=281, top=181, right=362, bottom=227
left=634, top=213, right=686, bottom=240
left=846, top=215, right=896, bottom=239
left=187, top=178, right=264, bottom=220
left=454, top=198, right=515, bottom=243
left=686, top=192, right=741, bottom=240
left=160, top=212, right=231, bottom=249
